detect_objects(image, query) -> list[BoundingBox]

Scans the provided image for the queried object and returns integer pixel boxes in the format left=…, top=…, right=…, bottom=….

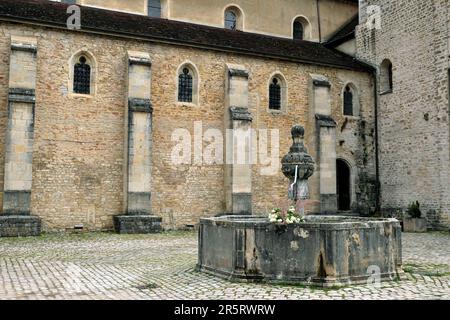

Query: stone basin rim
left=200, top=215, right=400, bottom=229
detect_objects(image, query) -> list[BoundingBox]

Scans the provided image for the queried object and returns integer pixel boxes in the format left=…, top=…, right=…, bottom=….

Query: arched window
left=177, top=63, right=199, bottom=104
left=224, top=6, right=243, bottom=31
left=148, top=0, right=161, bottom=17
left=70, top=51, right=96, bottom=96
left=380, top=59, right=393, bottom=93
left=268, top=74, right=287, bottom=111
left=269, top=78, right=281, bottom=110
left=293, top=20, right=304, bottom=40
left=178, top=67, right=193, bottom=102
left=343, top=85, right=353, bottom=116
left=342, top=83, right=359, bottom=117
left=292, top=16, right=311, bottom=41
left=73, top=55, right=91, bottom=95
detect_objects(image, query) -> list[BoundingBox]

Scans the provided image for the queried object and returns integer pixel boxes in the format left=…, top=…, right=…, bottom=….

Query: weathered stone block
left=197, top=215, right=403, bottom=287
left=231, top=193, right=252, bottom=215
left=403, top=218, right=427, bottom=233
left=2, top=190, right=31, bottom=215
left=320, top=194, right=338, bottom=214
left=114, top=215, right=162, bottom=234
left=127, top=192, right=152, bottom=215
left=0, top=215, right=41, bottom=237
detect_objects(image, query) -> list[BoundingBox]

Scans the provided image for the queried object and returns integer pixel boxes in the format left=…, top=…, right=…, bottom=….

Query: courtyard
left=0, top=231, right=449, bottom=300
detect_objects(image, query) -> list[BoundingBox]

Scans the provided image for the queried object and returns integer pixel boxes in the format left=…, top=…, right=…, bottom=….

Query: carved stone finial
left=281, top=125, right=315, bottom=201
left=291, top=125, right=305, bottom=140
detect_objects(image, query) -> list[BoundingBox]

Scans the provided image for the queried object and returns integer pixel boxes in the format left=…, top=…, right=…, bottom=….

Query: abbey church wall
left=0, top=20, right=375, bottom=231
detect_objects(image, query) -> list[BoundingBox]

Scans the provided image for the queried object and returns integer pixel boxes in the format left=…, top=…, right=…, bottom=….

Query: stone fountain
left=197, top=125, right=403, bottom=287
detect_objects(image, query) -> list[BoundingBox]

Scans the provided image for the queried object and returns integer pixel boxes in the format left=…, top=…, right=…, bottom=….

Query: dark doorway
left=337, top=159, right=351, bottom=211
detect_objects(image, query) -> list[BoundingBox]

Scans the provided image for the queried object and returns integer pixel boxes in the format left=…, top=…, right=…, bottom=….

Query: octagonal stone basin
left=197, top=215, right=403, bottom=287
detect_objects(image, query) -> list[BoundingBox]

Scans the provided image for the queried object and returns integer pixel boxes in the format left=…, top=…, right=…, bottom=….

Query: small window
left=148, top=0, right=161, bottom=18
left=177, top=63, right=199, bottom=105
left=224, top=6, right=243, bottom=31
left=225, top=11, right=237, bottom=30
left=178, top=67, right=193, bottom=103
left=380, top=59, right=393, bottom=93
left=70, top=51, right=96, bottom=96
left=73, top=56, right=91, bottom=95
left=293, top=21, right=304, bottom=40
left=269, top=78, right=282, bottom=110
left=342, top=83, right=360, bottom=117
left=343, top=86, right=353, bottom=116
left=292, top=16, right=310, bottom=41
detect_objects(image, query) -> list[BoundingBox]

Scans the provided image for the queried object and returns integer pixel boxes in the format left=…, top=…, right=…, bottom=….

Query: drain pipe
left=316, top=0, right=322, bottom=42
left=373, top=69, right=381, bottom=215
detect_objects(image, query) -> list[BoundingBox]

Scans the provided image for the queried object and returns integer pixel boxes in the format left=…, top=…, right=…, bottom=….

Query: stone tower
left=356, top=0, right=450, bottom=230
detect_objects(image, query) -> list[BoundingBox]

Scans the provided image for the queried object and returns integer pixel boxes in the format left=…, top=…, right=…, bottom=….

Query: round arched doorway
left=336, top=159, right=351, bottom=211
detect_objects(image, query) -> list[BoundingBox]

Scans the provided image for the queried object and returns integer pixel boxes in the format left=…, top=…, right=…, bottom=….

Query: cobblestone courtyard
left=0, top=231, right=449, bottom=300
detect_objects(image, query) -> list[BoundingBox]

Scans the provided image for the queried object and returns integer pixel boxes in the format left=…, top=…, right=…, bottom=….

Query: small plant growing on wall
left=407, top=201, right=422, bottom=219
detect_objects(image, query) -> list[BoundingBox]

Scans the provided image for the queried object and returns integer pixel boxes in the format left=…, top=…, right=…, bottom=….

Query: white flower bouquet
left=269, top=206, right=305, bottom=225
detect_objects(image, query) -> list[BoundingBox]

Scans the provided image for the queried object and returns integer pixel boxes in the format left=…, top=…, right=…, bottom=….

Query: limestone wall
left=356, top=0, right=450, bottom=230
left=168, top=0, right=357, bottom=40
left=56, top=0, right=357, bottom=41
left=80, top=0, right=147, bottom=14
left=0, top=22, right=375, bottom=231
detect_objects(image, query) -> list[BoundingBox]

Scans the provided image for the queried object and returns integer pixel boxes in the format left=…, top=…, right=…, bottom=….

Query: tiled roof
left=0, top=0, right=373, bottom=72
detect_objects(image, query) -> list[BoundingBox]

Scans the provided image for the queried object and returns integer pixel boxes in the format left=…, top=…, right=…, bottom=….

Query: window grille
left=74, top=56, right=91, bottom=95
left=293, top=21, right=304, bottom=40
left=269, top=78, right=281, bottom=110
left=178, top=68, right=193, bottom=102
left=225, top=11, right=237, bottom=30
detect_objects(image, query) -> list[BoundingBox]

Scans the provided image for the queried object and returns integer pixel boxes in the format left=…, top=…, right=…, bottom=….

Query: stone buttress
left=0, top=36, right=41, bottom=237
left=224, top=64, right=253, bottom=215
left=114, top=51, right=162, bottom=233
left=310, top=74, right=338, bottom=214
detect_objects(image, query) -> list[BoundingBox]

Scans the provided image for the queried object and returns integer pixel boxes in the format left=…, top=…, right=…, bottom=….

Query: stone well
left=197, top=215, right=403, bottom=287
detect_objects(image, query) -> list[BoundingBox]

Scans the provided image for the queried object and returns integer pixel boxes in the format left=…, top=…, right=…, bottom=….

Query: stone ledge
left=8, top=88, right=36, bottom=103
left=316, top=114, right=337, bottom=128
left=11, top=43, right=37, bottom=53
left=313, top=79, right=331, bottom=88
left=128, top=98, right=153, bottom=113
left=0, top=215, right=41, bottom=237
left=228, top=68, right=249, bottom=78
left=114, top=215, right=162, bottom=234
left=230, top=107, right=253, bottom=122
